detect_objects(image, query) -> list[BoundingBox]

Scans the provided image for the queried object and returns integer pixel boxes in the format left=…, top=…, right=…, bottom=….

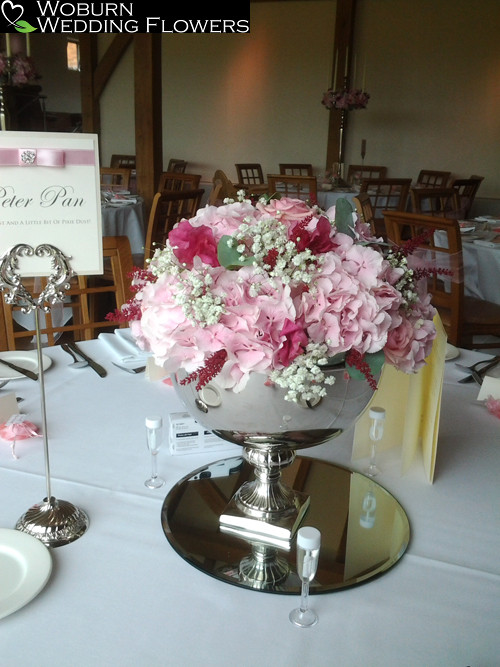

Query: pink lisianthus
left=277, top=318, right=309, bottom=366
left=168, top=220, right=220, bottom=267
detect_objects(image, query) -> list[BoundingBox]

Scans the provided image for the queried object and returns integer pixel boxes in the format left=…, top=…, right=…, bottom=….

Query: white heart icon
left=1, top=0, right=24, bottom=26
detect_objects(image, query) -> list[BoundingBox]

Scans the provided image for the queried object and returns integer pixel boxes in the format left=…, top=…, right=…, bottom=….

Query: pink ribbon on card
left=0, top=148, right=95, bottom=167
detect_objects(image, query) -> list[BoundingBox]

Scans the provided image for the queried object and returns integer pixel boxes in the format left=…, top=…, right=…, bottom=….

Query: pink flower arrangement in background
left=0, top=52, right=39, bottom=86
left=322, top=88, right=370, bottom=111
left=109, top=194, right=437, bottom=403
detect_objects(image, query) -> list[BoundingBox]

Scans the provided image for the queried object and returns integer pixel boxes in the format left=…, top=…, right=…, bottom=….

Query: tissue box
left=168, top=412, right=236, bottom=455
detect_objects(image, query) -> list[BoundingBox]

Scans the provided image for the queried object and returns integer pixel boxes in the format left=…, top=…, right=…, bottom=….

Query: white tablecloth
left=316, top=189, right=357, bottom=211
left=0, top=340, right=499, bottom=666
left=435, top=229, right=500, bottom=306
left=460, top=237, right=500, bottom=305
left=101, top=199, right=146, bottom=258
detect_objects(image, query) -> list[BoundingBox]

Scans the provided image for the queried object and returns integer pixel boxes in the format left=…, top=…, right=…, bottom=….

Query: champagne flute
left=144, top=416, right=165, bottom=489
left=365, top=407, right=385, bottom=477
left=289, top=526, right=321, bottom=628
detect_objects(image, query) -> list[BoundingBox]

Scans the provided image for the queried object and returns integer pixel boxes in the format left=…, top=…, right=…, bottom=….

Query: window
left=67, top=39, right=80, bottom=71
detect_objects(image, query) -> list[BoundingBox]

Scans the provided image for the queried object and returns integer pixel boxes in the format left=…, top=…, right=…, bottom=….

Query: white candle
left=344, top=46, right=349, bottom=78
left=5, top=33, right=11, bottom=57
left=332, top=50, right=338, bottom=88
left=362, top=60, right=366, bottom=90
left=26, top=34, right=30, bottom=57
left=353, top=53, right=357, bottom=88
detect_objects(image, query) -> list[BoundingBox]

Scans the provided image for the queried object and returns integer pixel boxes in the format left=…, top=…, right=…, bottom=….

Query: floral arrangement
left=109, top=194, right=438, bottom=403
left=0, top=52, right=39, bottom=86
left=322, top=88, right=370, bottom=111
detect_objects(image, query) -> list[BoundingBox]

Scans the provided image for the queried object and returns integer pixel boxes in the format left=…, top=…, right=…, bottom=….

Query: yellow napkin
left=352, top=314, right=446, bottom=483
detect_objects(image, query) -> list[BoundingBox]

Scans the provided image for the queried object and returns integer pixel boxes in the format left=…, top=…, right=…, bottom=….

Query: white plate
left=0, top=528, right=52, bottom=619
left=0, top=351, right=52, bottom=381
left=460, top=226, right=476, bottom=234
left=445, top=343, right=460, bottom=361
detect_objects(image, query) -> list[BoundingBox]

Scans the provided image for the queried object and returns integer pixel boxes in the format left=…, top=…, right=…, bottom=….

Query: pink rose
left=257, top=197, right=312, bottom=223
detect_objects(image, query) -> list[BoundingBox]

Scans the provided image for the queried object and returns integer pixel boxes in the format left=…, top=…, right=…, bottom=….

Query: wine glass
left=144, top=416, right=165, bottom=489
left=365, top=406, right=386, bottom=477
left=289, top=526, right=321, bottom=628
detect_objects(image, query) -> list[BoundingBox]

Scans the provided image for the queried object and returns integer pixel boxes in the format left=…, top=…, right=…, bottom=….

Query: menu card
left=0, top=131, right=102, bottom=276
left=352, top=314, right=447, bottom=483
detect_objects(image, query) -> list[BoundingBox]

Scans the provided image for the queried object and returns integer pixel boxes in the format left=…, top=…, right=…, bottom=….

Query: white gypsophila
left=269, top=342, right=336, bottom=402
left=230, top=217, right=321, bottom=285
left=172, top=269, right=226, bottom=327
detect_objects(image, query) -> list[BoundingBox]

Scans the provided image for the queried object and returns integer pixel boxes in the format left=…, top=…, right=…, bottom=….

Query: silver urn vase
left=172, top=362, right=377, bottom=549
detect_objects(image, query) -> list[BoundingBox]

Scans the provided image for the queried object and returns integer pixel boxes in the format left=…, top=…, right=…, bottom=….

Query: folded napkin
left=352, top=313, right=447, bottom=483
left=98, top=331, right=150, bottom=366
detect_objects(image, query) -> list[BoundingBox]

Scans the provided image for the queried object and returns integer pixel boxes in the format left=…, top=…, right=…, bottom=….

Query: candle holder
left=0, top=243, right=89, bottom=547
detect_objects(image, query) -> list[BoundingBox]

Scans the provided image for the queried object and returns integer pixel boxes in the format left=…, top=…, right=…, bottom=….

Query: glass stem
left=370, top=442, right=377, bottom=467
left=150, top=451, right=158, bottom=480
left=300, top=579, right=310, bottom=613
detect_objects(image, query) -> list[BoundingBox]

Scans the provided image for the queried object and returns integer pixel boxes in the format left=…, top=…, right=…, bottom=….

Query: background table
left=316, top=188, right=357, bottom=211
left=0, top=340, right=499, bottom=666
left=101, top=199, right=146, bottom=261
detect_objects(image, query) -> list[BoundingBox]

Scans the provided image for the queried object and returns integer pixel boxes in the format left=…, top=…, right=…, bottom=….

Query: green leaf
left=15, top=20, right=37, bottom=33
left=334, top=197, right=355, bottom=237
left=217, top=235, right=255, bottom=270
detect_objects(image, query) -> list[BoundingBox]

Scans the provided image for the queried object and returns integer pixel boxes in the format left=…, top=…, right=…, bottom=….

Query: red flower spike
left=179, top=350, right=228, bottom=391
left=263, top=248, right=279, bottom=270
left=346, top=349, right=378, bottom=390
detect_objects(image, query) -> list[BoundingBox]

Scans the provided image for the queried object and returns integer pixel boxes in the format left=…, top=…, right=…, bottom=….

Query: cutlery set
left=455, top=356, right=500, bottom=385
left=61, top=340, right=145, bottom=376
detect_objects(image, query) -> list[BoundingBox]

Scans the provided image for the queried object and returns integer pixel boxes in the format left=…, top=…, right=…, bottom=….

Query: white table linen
left=0, top=340, right=499, bottom=666
left=101, top=199, right=146, bottom=258
left=316, top=189, right=357, bottom=211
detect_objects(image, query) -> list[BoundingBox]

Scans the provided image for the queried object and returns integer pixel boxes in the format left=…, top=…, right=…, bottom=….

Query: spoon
left=62, top=343, right=89, bottom=369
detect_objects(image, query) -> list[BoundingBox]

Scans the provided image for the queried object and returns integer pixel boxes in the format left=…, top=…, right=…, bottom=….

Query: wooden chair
left=110, top=154, right=136, bottom=170
left=166, top=159, right=188, bottom=173
left=234, top=163, right=268, bottom=194
left=383, top=211, right=500, bottom=349
left=410, top=187, right=463, bottom=218
left=278, top=163, right=314, bottom=176
left=0, top=236, right=134, bottom=350
left=157, top=171, right=201, bottom=192
left=353, top=193, right=376, bottom=234
left=451, top=176, right=484, bottom=218
left=347, top=164, right=387, bottom=185
left=359, top=178, right=412, bottom=238
left=144, top=189, right=204, bottom=263
left=208, top=170, right=239, bottom=205
left=416, top=170, right=451, bottom=188
left=100, top=167, right=131, bottom=192
left=267, top=174, right=317, bottom=203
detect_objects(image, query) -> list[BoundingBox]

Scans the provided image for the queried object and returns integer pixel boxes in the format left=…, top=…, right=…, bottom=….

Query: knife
left=66, top=341, right=107, bottom=378
left=458, top=358, right=500, bottom=384
left=0, top=357, right=38, bottom=381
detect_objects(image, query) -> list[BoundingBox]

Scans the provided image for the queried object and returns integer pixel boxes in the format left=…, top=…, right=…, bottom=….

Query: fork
left=455, top=356, right=500, bottom=373
left=457, top=357, right=500, bottom=384
left=112, top=362, right=146, bottom=374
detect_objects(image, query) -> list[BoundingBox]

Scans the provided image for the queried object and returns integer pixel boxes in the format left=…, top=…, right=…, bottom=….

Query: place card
left=477, top=376, right=500, bottom=401
left=0, top=393, right=19, bottom=424
left=0, top=131, right=102, bottom=276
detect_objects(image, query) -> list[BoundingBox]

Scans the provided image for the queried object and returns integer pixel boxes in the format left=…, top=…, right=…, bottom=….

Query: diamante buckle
left=20, top=149, right=36, bottom=165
